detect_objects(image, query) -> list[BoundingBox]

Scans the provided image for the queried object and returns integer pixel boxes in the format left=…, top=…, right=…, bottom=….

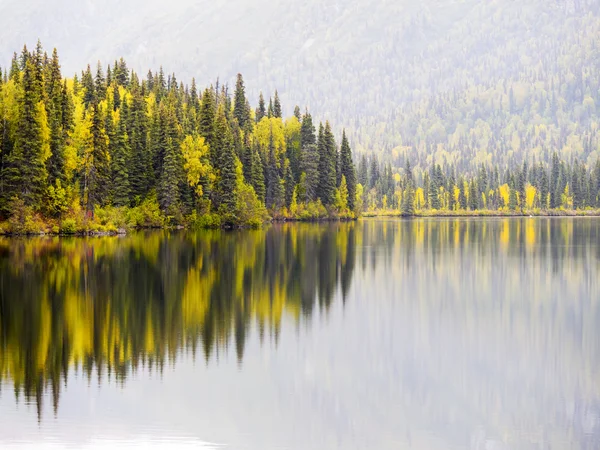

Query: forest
left=0, top=42, right=357, bottom=233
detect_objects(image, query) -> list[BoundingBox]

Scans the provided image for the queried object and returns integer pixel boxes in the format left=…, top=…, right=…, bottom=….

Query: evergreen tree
left=2, top=58, right=48, bottom=212
left=214, top=105, right=238, bottom=213
left=339, top=130, right=356, bottom=211
left=158, top=136, right=180, bottom=217
left=199, top=87, right=216, bottom=165
left=401, top=160, right=415, bottom=216
left=265, top=127, right=283, bottom=209
left=273, top=90, right=282, bottom=118
left=111, top=111, right=131, bottom=207
left=256, top=92, right=266, bottom=122
left=357, top=154, right=368, bottom=187
left=550, top=152, right=561, bottom=208
left=233, top=73, right=249, bottom=128
left=87, top=103, right=110, bottom=213
left=250, top=148, right=266, bottom=202
left=317, top=122, right=337, bottom=206
left=283, top=158, right=294, bottom=208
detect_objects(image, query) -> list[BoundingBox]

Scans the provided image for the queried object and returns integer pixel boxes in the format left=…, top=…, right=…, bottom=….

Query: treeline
left=358, top=153, right=600, bottom=214
left=0, top=42, right=357, bottom=232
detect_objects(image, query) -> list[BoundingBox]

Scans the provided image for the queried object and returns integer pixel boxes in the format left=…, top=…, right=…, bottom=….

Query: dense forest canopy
left=0, top=42, right=357, bottom=229
left=0, top=0, right=598, bottom=172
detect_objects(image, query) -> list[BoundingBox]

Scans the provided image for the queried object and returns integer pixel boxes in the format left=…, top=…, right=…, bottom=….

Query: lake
left=0, top=218, right=599, bottom=449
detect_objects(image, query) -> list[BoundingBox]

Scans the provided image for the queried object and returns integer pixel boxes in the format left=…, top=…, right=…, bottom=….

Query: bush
left=60, top=218, right=77, bottom=234
left=126, top=194, right=164, bottom=228
left=8, top=197, right=46, bottom=234
left=194, top=213, right=222, bottom=229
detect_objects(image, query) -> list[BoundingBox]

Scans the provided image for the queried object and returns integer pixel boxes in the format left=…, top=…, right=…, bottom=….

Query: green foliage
left=59, top=217, right=77, bottom=234
left=0, top=42, right=358, bottom=228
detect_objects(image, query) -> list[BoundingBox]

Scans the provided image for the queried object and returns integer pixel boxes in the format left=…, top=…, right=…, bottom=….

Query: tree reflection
left=0, top=223, right=358, bottom=419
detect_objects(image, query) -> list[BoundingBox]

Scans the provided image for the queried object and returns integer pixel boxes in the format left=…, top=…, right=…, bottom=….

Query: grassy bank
left=362, top=208, right=600, bottom=218
left=0, top=196, right=358, bottom=236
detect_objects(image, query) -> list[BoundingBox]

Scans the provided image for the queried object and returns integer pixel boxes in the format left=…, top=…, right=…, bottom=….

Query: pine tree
left=87, top=103, right=110, bottom=213
left=95, top=62, right=106, bottom=101
left=317, top=122, right=337, bottom=206
left=82, top=65, right=95, bottom=107
left=158, top=136, right=180, bottom=217
left=45, top=48, right=66, bottom=185
left=358, top=154, right=368, bottom=187
left=233, top=74, right=249, bottom=129
left=401, top=160, right=415, bottom=216
left=111, top=111, right=131, bottom=207
left=250, top=148, right=266, bottom=202
left=339, top=130, right=357, bottom=211
left=214, top=105, right=238, bottom=214
left=273, top=90, right=282, bottom=118
left=550, top=152, right=560, bottom=208
left=283, top=158, right=294, bottom=208
left=2, top=58, right=48, bottom=212
left=199, top=87, right=216, bottom=165
left=266, top=136, right=284, bottom=210
left=256, top=92, right=266, bottom=122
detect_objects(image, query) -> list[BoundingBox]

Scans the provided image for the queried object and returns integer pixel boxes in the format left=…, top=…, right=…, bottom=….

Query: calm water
left=0, top=218, right=599, bottom=449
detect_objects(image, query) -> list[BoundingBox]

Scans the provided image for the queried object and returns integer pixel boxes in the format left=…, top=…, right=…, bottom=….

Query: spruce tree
left=158, top=136, right=180, bottom=217
left=250, top=148, right=266, bottom=202
left=256, top=92, right=266, bottom=122
left=266, top=137, right=284, bottom=210
left=111, top=111, right=131, bottom=207
left=233, top=73, right=249, bottom=129
left=45, top=48, right=66, bottom=185
left=317, top=122, right=337, bottom=206
left=2, top=58, right=48, bottom=211
left=283, top=158, right=294, bottom=208
left=87, top=103, right=110, bottom=212
left=339, top=130, right=357, bottom=211
left=214, top=105, right=238, bottom=214
left=199, top=87, right=216, bottom=165
left=550, top=152, right=560, bottom=208
left=273, top=90, right=282, bottom=118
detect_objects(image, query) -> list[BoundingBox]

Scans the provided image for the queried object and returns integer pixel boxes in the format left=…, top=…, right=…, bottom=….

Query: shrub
left=60, top=218, right=77, bottom=234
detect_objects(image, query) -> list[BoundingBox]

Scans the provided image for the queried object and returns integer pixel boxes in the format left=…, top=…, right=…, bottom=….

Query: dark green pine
left=256, top=92, right=266, bottom=122
left=339, top=130, right=357, bottom=211
left=273, top=90, right=282, bottom=118
left=317, top=122, right=337, bottom=206
left=111, top=107, right=131, bottom=207
left=215, top=105, right=238, bottom=217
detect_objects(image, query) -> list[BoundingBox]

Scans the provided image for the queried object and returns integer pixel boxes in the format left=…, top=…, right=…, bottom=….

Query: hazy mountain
left=1, top=0, right=599, bottom=168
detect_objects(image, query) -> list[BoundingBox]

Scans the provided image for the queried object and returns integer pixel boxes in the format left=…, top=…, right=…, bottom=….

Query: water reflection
left=0, top=218, right=599, bottom=449
left=0, top=224, right=357, bottom=419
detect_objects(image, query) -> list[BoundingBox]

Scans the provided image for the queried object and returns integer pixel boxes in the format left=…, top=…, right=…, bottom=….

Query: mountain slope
left=1, top=0, right=599, bottom=170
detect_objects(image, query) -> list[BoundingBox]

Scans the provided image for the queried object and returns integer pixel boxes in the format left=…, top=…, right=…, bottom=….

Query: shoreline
left=362, top=209, right=600, bottom=218
left=2, top=210, right=599, bottom=236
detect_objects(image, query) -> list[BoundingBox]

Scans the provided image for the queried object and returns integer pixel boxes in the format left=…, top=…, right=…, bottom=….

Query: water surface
left=1, top=218, right=599, bottom=449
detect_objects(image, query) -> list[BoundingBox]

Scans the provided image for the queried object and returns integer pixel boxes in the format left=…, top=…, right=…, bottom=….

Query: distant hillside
left=1, top=0, right=599, bottom=170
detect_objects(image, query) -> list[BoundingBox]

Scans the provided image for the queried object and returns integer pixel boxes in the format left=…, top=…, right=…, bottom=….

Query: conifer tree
left=317, top=122, right=337, bottom=205
left=339, top=130, right=356, bottom=211
left=266, top=140, right=284, bottom=210
left=111, top=110, right=131, bottom=207
left=199, top=87, right=216, bottom=165
left=214, top=105, right=238, bottom=213
left=159, top=136, right=180, bottom=217
left=2, top=58, right=48, bottom=211
left=273, top=90, right=282, bottom=118
left=233, top=74, right=249, bottom=129
left=87, top=103, right=110, bottom=212
left=250, top=148, right=266, bottom=202
left=256, top=92, right=266, bottom=122
left=283, top=158, right=294, bottom=208
left=45, top=48, right=66, bottom=185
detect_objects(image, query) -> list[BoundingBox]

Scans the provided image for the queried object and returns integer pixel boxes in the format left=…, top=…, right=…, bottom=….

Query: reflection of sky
left=1, top=218, right=600, bottom=449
